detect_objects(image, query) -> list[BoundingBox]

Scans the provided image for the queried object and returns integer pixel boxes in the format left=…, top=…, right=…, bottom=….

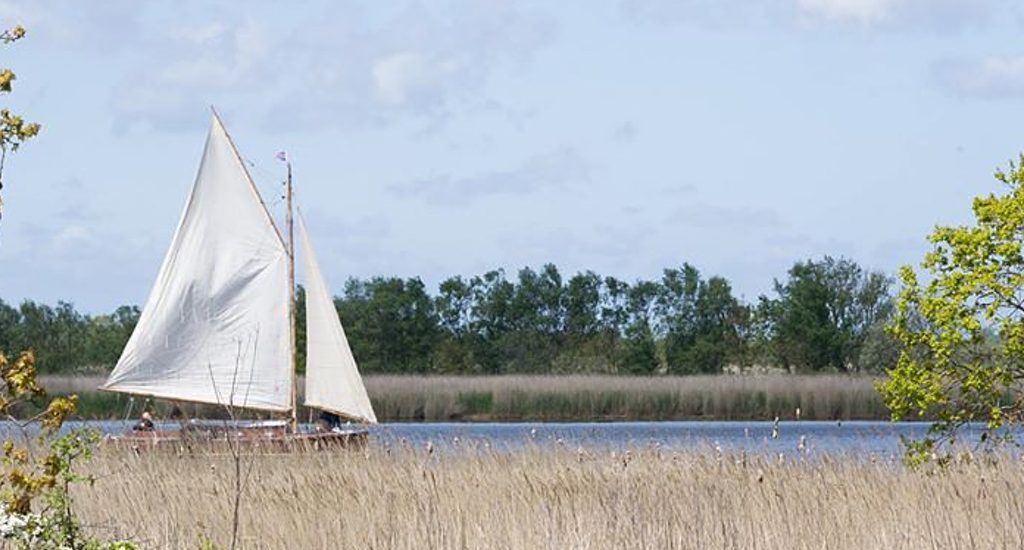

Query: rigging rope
left=123, top=396, right=135, bottom=422
left=244, top=155, right=288, bottom=212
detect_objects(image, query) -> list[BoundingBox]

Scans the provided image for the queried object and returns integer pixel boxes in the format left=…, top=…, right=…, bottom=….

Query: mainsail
left=101, top=115, right=292, bottom=411
left=299, top=213, right=377, bottom=424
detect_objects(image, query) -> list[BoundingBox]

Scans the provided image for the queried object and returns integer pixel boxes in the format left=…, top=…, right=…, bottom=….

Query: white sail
left=102, top=115, right=292, bottom=412
left=299, top=213, right=376, bottom=424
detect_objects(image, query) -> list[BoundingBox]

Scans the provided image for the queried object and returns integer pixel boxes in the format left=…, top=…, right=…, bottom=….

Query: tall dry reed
left=364, top=374, right=885, bottom=421
left=76, top=445, right=1024, bottom=549
left=42, top=374, right=886, bottom=421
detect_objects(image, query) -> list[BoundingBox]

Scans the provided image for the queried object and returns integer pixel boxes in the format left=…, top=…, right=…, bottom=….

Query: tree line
left=0, top=256, right=898, bottom=375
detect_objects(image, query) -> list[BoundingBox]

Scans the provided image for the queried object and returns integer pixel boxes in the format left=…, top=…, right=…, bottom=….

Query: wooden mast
left=286, top=160, right=298, bottom=434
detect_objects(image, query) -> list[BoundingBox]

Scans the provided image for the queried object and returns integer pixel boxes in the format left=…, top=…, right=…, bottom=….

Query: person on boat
left=133, top=411, right=154, bottom=431
left=318, top=410, right=342, bottom=432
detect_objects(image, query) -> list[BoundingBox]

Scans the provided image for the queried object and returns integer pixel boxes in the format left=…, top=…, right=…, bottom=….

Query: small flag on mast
left=276, top=151, right=287, bottom=162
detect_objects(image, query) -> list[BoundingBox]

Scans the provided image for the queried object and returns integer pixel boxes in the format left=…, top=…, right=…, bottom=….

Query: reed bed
left=76, top=445, right=1024, bottom=549
left=364, top=374, right=886, bottom=421
left=41, top=374, right=886, bottom=421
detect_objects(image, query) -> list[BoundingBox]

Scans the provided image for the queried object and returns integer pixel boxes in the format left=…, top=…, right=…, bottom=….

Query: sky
left=1, top=0, right=1023, bottom=313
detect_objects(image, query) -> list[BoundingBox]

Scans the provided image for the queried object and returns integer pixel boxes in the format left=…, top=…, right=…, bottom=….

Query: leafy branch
left=0, top=24, right=40, bottom=226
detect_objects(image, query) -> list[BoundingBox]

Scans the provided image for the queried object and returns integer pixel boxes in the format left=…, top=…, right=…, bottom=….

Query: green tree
left=433, top=276, right=475, bottom=372
left=565, top=271, right=602, bottom=339
left=0, top=299, right=20, bottom=352
left=656, top=265, right=701, bottom=373
left=760, top=256, right=893, bottom=372
left=468, top=270, right=515, bottom=373
left=656, top=265, right=749, bottom=374
left=501, top=265, right=564, bottom=372
left=600, top=276, right=630, bottom=337
left=880, top=156, right=1024, bottom=463
left=618, top=280, right=660, bottom=374
left=510, top=264, right=564, bottom=334
left=337, top=277, right=439, bottom=373
left=555, top=271, right=617, bottom=372
left=688, top=276, right=750, bottom=372
left=0, top=300, right=138, bottom=374
left=81, top=305, right=139, bottom=370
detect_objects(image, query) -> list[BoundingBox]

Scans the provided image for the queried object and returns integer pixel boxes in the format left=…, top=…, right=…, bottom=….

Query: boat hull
left=106, top=423, right=368, bottom=453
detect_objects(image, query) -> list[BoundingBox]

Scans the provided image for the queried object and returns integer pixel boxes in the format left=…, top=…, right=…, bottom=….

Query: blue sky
left=1, top=0, right=1023, bottom=313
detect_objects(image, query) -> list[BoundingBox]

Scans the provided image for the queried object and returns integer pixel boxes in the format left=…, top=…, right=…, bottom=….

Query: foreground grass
left=77, top=445, right=1024, bottom=549
left=42, top=374, right=887, bottom=422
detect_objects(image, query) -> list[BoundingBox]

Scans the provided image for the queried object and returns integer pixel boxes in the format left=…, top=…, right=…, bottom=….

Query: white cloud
left=388, top=148, right=590, bottom=205
left=171, top=22, right=228, bottom=46
left=95, top=2, right=557, bottom=133
left=51, top=224, right=95, bottom=254
left=668, top=202, right=783, bottom=231
left=500, top=223, right=653, bottom=275
left=797, top=0, right=1015, bottom=29
left=160, top=22, right=269, bottom=88
left=621, top=0, right=777, bottom=28
left=273, top=2, right=555, bottom=130
left=797, top=0, right=896, bottom=23
left=111, top=16, right=272, bottom=131
left=623, top=0, right=1009, bottom=31
left=0, top=0, right=161, bottom=62
left=932, top=56, right=1024, bottom=99
left=611, top=121, right=638, bottom=143
left=372, top=51, right=460, bottom=107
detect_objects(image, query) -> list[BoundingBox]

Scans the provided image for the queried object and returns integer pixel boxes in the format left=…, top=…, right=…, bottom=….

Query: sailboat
left=99, top=111, right=376, bottom=449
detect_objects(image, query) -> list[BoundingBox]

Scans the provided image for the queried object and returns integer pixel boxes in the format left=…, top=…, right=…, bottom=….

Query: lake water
left=57, top=419, right=1001, bottom=457
left=373, top=421, right=951, bottom=457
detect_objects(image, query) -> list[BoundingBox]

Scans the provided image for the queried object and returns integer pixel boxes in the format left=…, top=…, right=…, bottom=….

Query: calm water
left=372, top=421, right=949, bottom=457
left=53, top=420, right=1006, bottom=457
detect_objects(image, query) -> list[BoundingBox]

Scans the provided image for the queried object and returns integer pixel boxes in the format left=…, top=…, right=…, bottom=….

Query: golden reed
left=76, top=445, right=1024, bottom=549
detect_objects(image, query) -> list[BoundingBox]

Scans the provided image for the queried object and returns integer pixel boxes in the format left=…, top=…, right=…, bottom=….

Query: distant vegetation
left=1, top=255, right=898, bottom=375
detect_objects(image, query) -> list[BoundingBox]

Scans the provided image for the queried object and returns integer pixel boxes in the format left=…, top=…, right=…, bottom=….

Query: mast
left=286, top=160, right=298, bottom=433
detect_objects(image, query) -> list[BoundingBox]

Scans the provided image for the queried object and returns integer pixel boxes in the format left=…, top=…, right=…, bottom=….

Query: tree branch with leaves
left=0, top=350, right=136, bottom=549
left=880, top=155, right=1024, bottom=465
left=0, top=24, right=40, bottom=226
